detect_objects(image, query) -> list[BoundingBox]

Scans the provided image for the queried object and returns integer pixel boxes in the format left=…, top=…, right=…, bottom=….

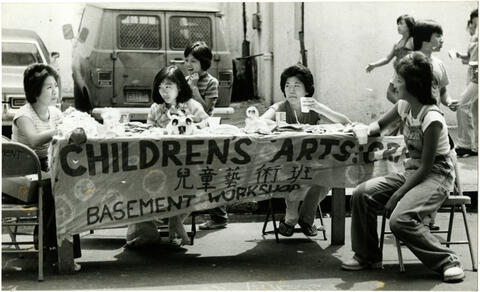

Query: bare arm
left=260, top=107, right=276, bottom=121
left=190, top=86, right=208, bottom=109
left=307, top=100, right=351, bottom=124
left=365, top=45, right=396, bottom=72
left=14, top=116, right=57, bottom=148
left=368, top=103, right=401, bottom=135
left=456, top=51, right=470, bottom=63
left=440, top=86, right=458, bottom=111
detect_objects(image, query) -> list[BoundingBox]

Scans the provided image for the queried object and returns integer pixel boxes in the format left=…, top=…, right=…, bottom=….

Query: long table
left=49, top=130, right=406, bottom=273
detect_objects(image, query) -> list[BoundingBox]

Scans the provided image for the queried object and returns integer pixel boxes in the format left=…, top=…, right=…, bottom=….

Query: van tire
left=74, top=84, right=92, bottom=113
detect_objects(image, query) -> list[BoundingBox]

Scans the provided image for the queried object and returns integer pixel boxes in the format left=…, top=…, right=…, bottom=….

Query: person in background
left=184, top=41, right=219, bottom=116
left=412, top=19, right=459, bottom=230
left=261, top=63, right=351, bottom=237
left=453, top=9, right=478, bottom=157
left=413, top=19, right=459, bottom=111
left=11, top=63, right=81, bottom=269
left=183, top=41, right=228, bottom=230
left=366, top=14, right=415, bottom=104
left=342, top=52, right=464, bottom=283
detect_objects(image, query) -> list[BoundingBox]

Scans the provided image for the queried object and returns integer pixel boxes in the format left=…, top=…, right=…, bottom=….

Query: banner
left=49, top=132, right=406, bottom=242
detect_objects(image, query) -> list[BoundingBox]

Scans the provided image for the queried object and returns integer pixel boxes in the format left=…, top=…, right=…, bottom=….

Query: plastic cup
left=353, top=124, right=369, bottom=145
left=300, top=97, right=313, bottom=113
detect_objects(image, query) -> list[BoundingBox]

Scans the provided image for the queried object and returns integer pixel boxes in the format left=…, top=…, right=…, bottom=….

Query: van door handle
left=169, top=59, right=185, bottom=64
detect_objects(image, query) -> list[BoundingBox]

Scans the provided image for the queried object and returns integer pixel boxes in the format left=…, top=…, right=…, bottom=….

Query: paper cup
left=207, top=117, right=221, bottom=127
left=275, top=112, right=286, bottom=124
left=353, top=124, right=369, bottom=145
left=300, top=97, right=313, bottom=113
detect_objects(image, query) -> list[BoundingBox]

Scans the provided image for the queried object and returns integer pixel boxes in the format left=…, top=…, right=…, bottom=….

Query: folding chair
left=262, top=198, right=327, bottom=243
left=2, top=141, right=44, bottom=281
left=379, top=159, right=477, bottom=272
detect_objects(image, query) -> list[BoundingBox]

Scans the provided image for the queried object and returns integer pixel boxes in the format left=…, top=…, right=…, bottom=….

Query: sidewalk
left=2, top=212, right=477, bottom=290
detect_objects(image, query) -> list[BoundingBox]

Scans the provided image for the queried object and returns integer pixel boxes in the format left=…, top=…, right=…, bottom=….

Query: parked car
left=2, top=28, right=60, bottom=136
left=63, top=3, right=234, bottom=121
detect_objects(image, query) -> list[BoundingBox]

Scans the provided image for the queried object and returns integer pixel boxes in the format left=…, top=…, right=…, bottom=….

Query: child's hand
left=448, top=99, right=460, bottom=111
left=342, top=122, right=360, bottom=133
left=365, top=64, right=374, bottom=73
left=385, top=191, right=404, bottom=217
left=187, top=73, right=199, bottom=88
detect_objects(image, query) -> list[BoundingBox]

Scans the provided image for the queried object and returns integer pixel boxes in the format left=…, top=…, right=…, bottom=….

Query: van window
left=169, top=16, right=212, bottom=49
left=118, top=15, right=161, bottom=49
left=2, top=42, right=43, bottom=66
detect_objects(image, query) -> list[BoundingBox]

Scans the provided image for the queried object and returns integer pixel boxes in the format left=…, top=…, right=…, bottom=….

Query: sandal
left=278, top=221, right=295, bottom=237
left=298, top=219, right=318, bottom=237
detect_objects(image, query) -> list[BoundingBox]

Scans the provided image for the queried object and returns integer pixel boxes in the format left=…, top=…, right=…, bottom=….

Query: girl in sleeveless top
left=343, top=52, right=464, bottom=283
left=365, top=14, right=415, bottom=104
left=261, top=64, right=351, bottom=237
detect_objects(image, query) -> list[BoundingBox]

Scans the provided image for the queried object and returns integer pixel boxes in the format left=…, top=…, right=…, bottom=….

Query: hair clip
left=33, top=68, right=48, bottom=78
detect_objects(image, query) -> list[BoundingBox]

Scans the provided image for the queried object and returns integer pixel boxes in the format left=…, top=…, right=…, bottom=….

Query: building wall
left=224, top=1, right=478, bottom=125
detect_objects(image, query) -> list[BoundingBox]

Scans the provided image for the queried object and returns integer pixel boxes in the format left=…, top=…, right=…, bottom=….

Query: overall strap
left=418, top=105, right=454, bottom=149
left=419, top=105, right=443, bottom=123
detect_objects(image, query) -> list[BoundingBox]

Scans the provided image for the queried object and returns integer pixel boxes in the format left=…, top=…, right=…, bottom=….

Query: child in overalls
left=342, top=52, right=464, bottom=283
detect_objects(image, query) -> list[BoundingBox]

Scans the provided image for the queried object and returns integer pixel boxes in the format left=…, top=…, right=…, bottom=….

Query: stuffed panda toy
left=165, top=110, right=196, bottom=135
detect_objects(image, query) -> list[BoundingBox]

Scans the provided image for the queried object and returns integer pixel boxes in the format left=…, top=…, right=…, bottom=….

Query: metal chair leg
left=269, top=199, right=279, bottom=243
left=190, top=213, right=196, bottom=245
left=395, top=237, right=405, bottom=272
left=446, top=206, right=455, bottom=248
left=262, top=202, right=271, bottom=235
left=379, top=214, right=386, bottom=252
left=460, top=204, right=477, bottom=271
left=317, top=204, right=327, bottom=240
left=38, top=187, right=44, bottom=281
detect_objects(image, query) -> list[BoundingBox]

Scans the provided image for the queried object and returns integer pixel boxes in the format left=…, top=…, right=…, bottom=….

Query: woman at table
left=261, top=63, right=351, bottom=237
left=11, top=63, right=81, bottom=268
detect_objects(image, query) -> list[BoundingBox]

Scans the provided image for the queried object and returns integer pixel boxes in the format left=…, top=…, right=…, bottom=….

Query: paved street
left=2, top=211, right=477, bottom=290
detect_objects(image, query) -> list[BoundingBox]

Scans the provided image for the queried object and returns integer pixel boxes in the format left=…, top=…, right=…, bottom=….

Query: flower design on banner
left=55, top=192, right=75, bottom=238
left=143, top=169, right=167, bottom=195
left=256, top=142, right=280, bottom=164
left=74, top=178, right=96, bottom=202
left=100, top=189, right=126, bottom=207
left=345, top=164, right=369, bottom=185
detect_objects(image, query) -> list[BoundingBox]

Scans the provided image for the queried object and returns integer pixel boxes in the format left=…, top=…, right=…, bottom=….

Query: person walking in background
left=343, top=52, right=464, bottom=283
left=183, top=41, right=229, bottom=230
left=453, top=9, right=478, bottom=157
left=365, top=14, right=415, bottom=104
left=261, top=63, right=351, bottom=237
left=413, top=19, right=459, bottom=111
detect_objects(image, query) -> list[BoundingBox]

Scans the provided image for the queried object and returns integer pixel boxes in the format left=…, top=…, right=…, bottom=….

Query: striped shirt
left=186, top=72, right=218, bottom=115
left=12, top=103, right=62, bottom=160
